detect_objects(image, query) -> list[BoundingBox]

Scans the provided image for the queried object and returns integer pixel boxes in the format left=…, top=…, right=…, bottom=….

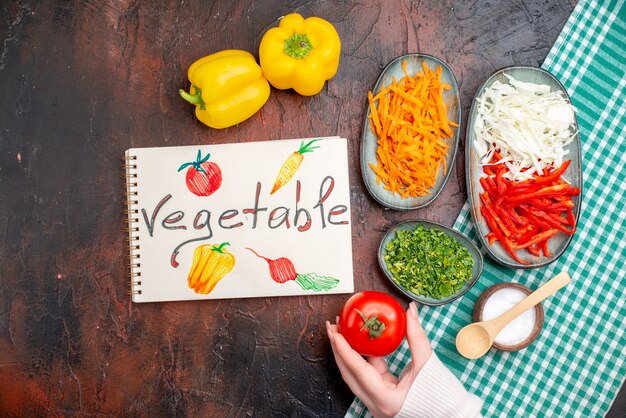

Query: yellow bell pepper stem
left=211, top=242, right=230, bottom=254
left=284, top=33, right=313, bottom=58
left=179, top=89, right=204, bottom=108
left=259, top=13, right=341, bottom=96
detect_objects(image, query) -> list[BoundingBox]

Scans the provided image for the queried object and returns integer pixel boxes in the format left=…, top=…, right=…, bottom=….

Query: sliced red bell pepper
left=496, top=167, right=507, bottom=195
left=517, top=225, right=539, bottom=245
left=495, top=204, right=520, bottom=237
left=542, top=240, right=552, bottom=257
left=518, top=205, right=551, bottom=230
left=513, top=229, right=559, bottom=250
left=530, top=200, right=575, bottom=211
left=505, top=205, right=528, bottom=227
left=486, top=176, right=497, bottom=195
left=527, top=243, right=541, bottom=256
left=480, top=177, right=495, bottom=195
left=528, top=198, right=552, bottom=208
left=534, top=160, right=571, bottom=185
left=480, top=206, right=525, bottom=263
left=480, top=153, right=578, bottom=261
left=482, top=195, right=514, bottom=238
left=489, top=151, right=507, bottom=171
left=533, top=210, right=576, bottom=235
left=536, top=209, right=569, bottom=224
left=566, top=208, right=576, bottom=226
left=501, top=177, right=514, bottom=188
left=505, top=184, right=580, bottom=205
left=566, top=187, right=580, bottom=195
left=486, top=232, right=498, bottom=245
left=503, top=182, right=542, bottom=197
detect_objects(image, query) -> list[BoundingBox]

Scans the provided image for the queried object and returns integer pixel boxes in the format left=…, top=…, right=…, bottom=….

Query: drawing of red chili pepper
left=270, top=139, right=321, bottom=194
left=246, top=247, right=339, bottom=291
left=187, top=242, right=235, bottom=294
left=178, top=150, right=222, bottom=196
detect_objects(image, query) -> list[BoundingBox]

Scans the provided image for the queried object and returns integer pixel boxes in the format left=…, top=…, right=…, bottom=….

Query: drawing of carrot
left=187, top=242, right=235, bottom=294
left=246, top=247, right=339, bottom=292
left=270, top=139, right=321, bottom=194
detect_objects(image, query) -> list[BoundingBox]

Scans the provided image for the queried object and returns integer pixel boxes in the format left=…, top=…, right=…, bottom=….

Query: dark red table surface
left=1, top=1, right=624, bottom=416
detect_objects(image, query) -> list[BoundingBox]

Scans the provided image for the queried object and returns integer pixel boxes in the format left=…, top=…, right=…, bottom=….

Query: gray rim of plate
left=465, top=66, right=583, bottom=269
left=378, top=219, right=484, bottom=306
left=360, top=53, right=462, bottom=210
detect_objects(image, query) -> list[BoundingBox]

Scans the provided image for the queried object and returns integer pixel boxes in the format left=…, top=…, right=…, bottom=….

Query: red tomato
left=338, top=291, right=406, bottom=356
left=178, top=151, right=222, bottom=196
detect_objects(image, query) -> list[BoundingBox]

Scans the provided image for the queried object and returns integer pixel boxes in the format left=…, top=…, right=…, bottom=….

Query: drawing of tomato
left=178, top=150, right=222, bottom=196
left=338, top=291, right=406, bottom=356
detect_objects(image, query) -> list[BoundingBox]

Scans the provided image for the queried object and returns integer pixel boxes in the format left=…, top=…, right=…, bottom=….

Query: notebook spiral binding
left=124, top=153, right=142, bottom=296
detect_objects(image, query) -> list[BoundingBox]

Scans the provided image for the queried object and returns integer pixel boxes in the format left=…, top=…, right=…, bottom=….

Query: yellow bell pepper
left=259, top=13, right=341, bottom=96
left=187, top=242, right=236, bottom=294
left=179, top=50, right=270, bottom=129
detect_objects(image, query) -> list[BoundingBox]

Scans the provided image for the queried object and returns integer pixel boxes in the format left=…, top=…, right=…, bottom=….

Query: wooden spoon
left=456, top=271, right=571, bottom=359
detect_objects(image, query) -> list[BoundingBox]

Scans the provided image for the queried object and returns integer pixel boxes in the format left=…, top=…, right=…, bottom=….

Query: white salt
left=482, top=287, right=536, bottom=346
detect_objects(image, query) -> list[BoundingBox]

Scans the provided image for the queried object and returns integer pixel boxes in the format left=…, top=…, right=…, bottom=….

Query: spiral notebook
left=124, top=137, right=354, bottom=303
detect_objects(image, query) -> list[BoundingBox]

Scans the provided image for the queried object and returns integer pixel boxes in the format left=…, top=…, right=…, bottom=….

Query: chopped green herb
left=384, top=225, right=474, bottom=299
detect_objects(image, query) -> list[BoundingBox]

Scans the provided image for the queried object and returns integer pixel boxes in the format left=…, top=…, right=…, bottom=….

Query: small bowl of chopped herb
left=378, top=220, right=483, bottom=306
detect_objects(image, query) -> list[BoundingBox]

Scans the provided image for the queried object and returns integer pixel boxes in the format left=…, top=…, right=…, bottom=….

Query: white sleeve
left=394, top=353, right=483, bottom=418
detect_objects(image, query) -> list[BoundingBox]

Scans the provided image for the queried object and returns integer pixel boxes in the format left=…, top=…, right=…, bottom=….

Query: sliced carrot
left=367, top=61, right=456, bottom=198
left=368, top=91, right=382, bottom=135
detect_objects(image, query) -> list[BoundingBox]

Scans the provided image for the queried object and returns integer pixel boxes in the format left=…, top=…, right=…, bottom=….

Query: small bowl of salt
left=473, top=283, right=545, bottom=351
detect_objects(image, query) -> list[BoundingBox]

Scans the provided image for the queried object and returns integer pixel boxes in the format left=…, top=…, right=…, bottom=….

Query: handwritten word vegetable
left=178, top=150, right=222, bottom=197
left=338, top=291, right=406, bottom=357
left=480, top=156, right=579, bottom=263
left=141, top=176, right=349, bottom=267
left=179, top=50, right=270, bottom=129
left=474, top=75, right=576, bottom=181
left=259, top=13, right=341, bottom=96
left=384, top=226, right=474, bottom=299
left=368, top=61, right=457, bottom=198
left=246, top=248, right=339, bottom=292
left=187, top=242, right=235, bottom=294
left=270, top=139, right=321, bottom=194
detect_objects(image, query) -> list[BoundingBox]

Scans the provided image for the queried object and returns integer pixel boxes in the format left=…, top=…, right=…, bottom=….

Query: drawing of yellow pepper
left=187, top=242, right=235, bottom=294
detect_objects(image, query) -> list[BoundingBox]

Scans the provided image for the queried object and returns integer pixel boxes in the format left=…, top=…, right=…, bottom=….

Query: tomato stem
left=178, top=149, right=211, bottom=174
left=355, top=309, right=386, bottom=339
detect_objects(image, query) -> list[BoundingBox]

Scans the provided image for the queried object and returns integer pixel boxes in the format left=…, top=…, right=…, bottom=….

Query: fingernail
left=409, top=302, right=418, bottom=319
left=325, top=321, right=335, bottom=343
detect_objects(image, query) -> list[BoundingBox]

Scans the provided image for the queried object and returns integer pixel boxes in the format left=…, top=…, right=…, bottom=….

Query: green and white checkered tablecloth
left=348, top=0, right=626, bottom=416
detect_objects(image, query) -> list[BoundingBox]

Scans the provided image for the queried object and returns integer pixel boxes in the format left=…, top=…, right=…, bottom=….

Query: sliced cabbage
left=474, top=74, right=577, bottom=181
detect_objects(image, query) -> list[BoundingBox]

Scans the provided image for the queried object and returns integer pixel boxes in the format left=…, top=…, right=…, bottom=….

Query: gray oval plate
left=360, top=53, right=461, bottom=210
left=465, top=66, right=583, bottom=269
left=378, top=220, right=483, bottom=306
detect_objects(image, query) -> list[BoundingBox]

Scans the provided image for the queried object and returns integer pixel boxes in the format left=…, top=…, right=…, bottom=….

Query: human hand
left=326, top=301, right=432, bottom=418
